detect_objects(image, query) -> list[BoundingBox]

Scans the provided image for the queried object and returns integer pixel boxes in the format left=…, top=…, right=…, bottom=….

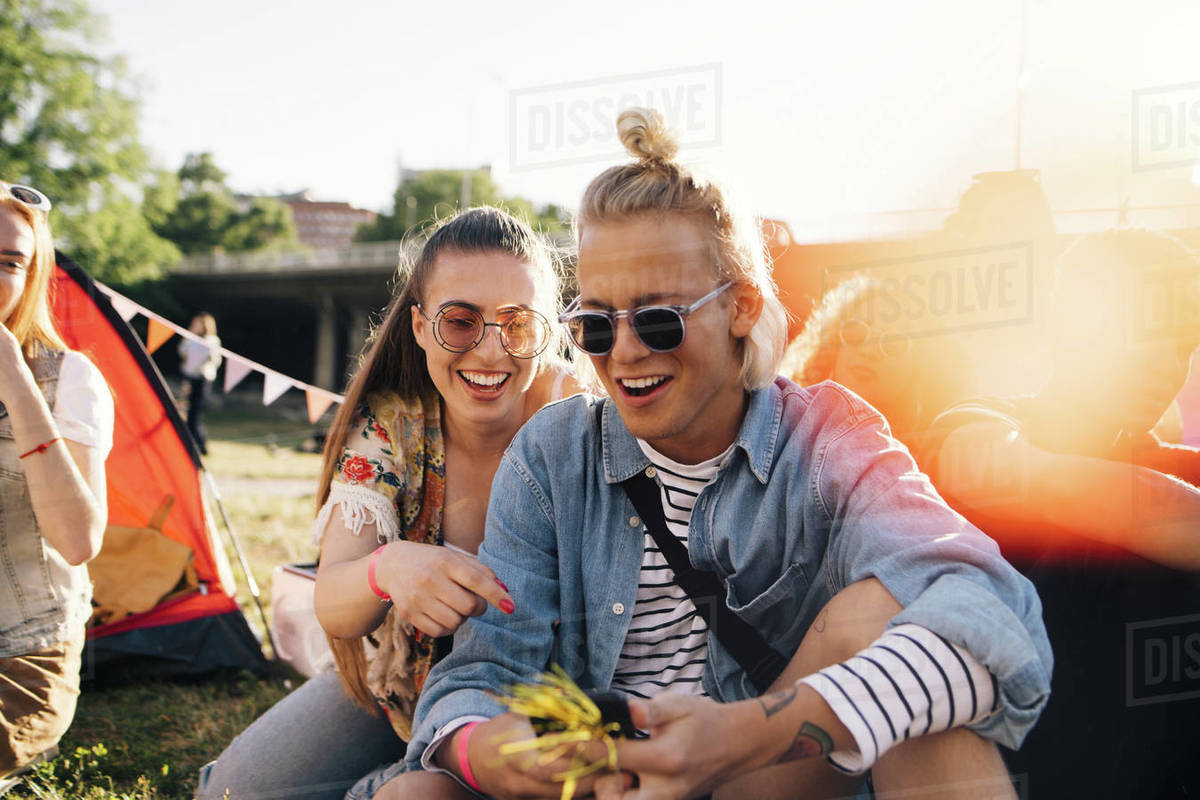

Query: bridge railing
left=174, top=241, right=407, bottom=274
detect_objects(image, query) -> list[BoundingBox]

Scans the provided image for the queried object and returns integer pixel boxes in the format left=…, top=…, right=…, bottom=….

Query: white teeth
left=460, top=371, right=508, bottom=387
left=619, top=376, right=667, bottom=389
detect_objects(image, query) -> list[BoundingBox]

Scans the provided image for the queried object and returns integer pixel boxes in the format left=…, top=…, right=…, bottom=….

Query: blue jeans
left=195, top=670, right=408, bottom=800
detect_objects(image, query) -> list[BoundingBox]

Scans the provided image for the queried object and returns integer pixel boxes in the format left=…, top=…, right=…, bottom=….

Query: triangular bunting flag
left=306, top=389, right=336, bottom=424
left=146, top=318, right=175, bottom=354
left=108, top=294, right=140, bottom=321
left=92, top=282, right=350, bottom=417
left=262, top=371, right=292, bottom=406
left=223, top=357, right=253, bottom=393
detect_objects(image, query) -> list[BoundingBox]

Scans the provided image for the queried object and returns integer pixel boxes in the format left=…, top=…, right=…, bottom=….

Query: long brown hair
left=1, top=191, right=68, bottom=357
left=318, top=206, right=564, bottom=709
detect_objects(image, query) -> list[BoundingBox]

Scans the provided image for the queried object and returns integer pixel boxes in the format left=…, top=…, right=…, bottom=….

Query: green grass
left=8, top=407, right=325, bottom=800
left=14, top=673, right=296, bottom=800
left=207, top=439, right=325, bottom=481
left=204, top=406, right=328, bottom=450
left=219, top=490, right=320, bottom=628
left=203, top=403, right=328, bottom=479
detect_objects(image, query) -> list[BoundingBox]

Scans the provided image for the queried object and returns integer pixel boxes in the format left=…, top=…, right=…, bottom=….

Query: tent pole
left=202, top=470, right=277, bottom=660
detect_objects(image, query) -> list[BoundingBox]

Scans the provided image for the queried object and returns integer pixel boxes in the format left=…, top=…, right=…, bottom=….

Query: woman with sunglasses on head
left=781, top=275, right=977, bottom=449
left=195, top=206, right=580, bottom=800
left=0, top=182, right=112, bottom=786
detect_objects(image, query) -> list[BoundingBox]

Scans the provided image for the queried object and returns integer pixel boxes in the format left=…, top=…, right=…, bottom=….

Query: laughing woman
left=196, top=207, right=579, bottom=800
left=0, top=181, right=112, bottom=784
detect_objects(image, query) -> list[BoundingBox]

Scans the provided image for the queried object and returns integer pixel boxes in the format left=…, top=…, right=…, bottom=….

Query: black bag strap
left=620, top=468, right=788, bottom=693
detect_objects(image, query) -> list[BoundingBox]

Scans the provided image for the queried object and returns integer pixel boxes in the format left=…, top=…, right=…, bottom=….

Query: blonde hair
left=575, top=108, right=788, bottom=390
left=0, top=193, right=68, bottom=358
left=783, top=276, right=978, bottom=436
left=780, top=276, right=873, bottom=386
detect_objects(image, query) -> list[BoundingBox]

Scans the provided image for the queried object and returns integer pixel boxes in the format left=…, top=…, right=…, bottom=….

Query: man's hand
left=440, top=712, right=614, bottom=800
left=593, top=685, right=850, bottom=800
left=593, top=693, right=769, bottom=800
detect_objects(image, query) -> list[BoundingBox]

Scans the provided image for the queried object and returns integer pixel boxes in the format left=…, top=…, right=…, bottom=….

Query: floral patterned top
left=311, top=389, right=447, bottom=740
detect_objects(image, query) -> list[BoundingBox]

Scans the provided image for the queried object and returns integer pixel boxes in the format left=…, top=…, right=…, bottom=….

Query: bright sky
left=90, top=0, right=1200, bottom=241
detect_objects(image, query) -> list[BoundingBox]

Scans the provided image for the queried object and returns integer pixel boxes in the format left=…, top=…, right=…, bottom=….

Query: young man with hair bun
left=389, top=110, right=1051, bottom=800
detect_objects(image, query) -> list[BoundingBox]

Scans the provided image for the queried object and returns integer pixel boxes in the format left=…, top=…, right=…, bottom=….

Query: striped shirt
left=799, top=623, right=998, bottom=774
left=609, top=441, right=733, bottom=701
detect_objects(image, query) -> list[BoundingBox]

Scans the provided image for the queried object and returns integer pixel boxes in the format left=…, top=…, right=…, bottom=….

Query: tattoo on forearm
left=758, top=684, right=798, bottom=718
left=779, top=722, right=834, bottom=763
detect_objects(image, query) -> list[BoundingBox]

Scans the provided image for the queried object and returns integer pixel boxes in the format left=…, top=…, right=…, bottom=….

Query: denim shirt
left=0, top=348, right=92, bottom=656
left=407, top=378, right=1053, bottom=766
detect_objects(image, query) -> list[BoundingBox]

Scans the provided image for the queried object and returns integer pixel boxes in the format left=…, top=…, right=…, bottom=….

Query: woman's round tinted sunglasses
left=1, top=182, right=52, bottom=213
left=839, top=318, right=912, bottom=358
left=558, top=281, right=733, bottom=356
left=416, top=302, right=551, bottom=359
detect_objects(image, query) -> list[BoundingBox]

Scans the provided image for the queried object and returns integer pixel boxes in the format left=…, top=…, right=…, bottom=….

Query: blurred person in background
left=781, top=171, right=1056, bottom=453
left=781, top=275, right=978, bottom=449
left=178, top=312, right=222, bottom=456
left=196, top=207, right=580, bottom=800
left=0, top=181, right=112, bottom=787
left=939, top=170, right=1059, bottom=399
left=916, top=228, right=1200, bottom=797
left=922, top=228, right=1200, bottom=565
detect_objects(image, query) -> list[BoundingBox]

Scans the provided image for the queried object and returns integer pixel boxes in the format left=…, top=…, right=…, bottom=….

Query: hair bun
left=617, top=108, right=679, bottom=163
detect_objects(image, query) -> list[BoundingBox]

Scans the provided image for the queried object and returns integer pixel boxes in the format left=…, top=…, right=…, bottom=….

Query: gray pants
left=195, top=670, right=409, bottom=799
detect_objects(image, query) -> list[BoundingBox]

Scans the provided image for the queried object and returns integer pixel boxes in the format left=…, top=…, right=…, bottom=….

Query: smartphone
left=587, top=690, right=637, bottom=738
left=527, top=690, right=638, bottom=738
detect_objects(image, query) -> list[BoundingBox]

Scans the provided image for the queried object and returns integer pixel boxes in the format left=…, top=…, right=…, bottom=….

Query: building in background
left=277, top=191, right=377, bottom=249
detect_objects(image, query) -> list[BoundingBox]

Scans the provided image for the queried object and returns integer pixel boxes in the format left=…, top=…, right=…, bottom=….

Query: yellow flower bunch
left=492, top=666, right=625, bottom=800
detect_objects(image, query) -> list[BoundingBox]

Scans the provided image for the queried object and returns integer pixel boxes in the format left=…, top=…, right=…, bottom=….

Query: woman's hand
left=376, top=540, right=514, bottom=638
left=315, top=504, right=514, bottom=640
left=0, top=321, right=34, bottom=405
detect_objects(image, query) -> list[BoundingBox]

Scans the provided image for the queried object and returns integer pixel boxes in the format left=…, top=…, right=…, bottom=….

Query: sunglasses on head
left=558, top=281, right=733, bottom=356
left=1, top=181, right=51, bottom=214
left=416, top=302, right=551, bottom=359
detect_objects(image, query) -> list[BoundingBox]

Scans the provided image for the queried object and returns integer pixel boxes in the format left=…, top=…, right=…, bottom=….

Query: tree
left=0, top=0, right=179, bottom=283
left=357, top=168, right=567, bottom=241
left=223, top=197, right=297, bottom=251
left=148, top=152, right=300, bottom=254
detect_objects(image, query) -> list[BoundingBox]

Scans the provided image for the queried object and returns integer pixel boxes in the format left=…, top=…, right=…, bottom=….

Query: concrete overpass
left=172, top=242, right=406, bottom=392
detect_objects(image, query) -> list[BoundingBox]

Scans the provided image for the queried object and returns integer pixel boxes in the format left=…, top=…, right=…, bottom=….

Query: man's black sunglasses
left=558, top=282, right=733, bottom=356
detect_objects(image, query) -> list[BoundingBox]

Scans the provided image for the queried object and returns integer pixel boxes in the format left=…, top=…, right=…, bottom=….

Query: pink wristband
left=457, top=720, right=484, bottom=792
left=367, top=544, right=391, bottom=602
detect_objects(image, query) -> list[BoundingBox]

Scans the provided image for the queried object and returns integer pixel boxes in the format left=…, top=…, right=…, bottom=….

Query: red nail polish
left=495, top=579, right=508, bottom=592
left=500, top=598, right=515, bottom=614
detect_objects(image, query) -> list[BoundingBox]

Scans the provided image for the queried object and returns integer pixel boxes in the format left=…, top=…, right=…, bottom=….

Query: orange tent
left=51, top=254, right=265, bottom=677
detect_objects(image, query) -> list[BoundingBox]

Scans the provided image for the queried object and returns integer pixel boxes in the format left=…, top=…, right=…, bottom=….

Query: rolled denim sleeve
left=813, top=388, right=1052, bottom=750
left=405, top=449, right=561, bottom=768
